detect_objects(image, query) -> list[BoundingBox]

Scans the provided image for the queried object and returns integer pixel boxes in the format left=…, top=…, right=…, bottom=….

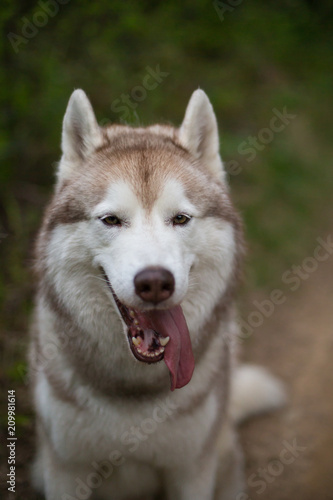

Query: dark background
left=1, top=1, right=333, bottom=499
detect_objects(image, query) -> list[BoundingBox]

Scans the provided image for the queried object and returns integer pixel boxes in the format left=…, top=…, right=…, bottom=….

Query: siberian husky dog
left=30, top=89, right=285, bottom=500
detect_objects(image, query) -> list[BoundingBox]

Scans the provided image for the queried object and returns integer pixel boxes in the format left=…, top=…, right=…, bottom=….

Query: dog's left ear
left=179, top=89, right=225, bottom=181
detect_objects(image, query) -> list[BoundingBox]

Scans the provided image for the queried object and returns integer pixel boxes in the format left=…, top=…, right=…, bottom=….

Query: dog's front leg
left=164, top=449, right=218, bottom=500
left=39, top=439, right=92, bottom=500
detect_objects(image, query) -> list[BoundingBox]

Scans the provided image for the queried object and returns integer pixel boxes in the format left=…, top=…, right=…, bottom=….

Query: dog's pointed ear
left=59, top=89, right=102, bottom=180
left=179, top=89, right=225, bottom=181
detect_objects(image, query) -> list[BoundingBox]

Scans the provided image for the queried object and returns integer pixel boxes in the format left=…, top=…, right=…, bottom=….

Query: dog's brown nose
left=134, top=267, right=175, bottom=304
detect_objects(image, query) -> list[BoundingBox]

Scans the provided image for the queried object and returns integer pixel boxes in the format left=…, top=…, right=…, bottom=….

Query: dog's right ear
left=179, top=89, right=225, bottom=182
left=58, top=89, right=102, bottom=181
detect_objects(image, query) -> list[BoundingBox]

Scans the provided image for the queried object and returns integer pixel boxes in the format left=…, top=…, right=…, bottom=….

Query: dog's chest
left=46, top=378, right=220, bottom=467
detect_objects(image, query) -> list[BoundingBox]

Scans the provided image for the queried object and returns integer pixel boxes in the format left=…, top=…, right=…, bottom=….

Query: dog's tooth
left=160, top=336, right=170, bottom=347
left=137, top=348, right=142, bottom=353
left=130, top=310, right=135, bottom=317
left=132, top=337, right=141, bottom=346
left=134, top=319, right=139, bottom=325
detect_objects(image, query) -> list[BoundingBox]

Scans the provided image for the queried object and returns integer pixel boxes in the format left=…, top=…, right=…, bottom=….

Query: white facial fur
left=44, top=176, right=236, bottom=347
left=91, top=179, right=199, bottom=310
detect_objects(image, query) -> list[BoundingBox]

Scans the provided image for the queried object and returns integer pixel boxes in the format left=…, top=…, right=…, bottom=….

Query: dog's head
left=39, top=89, right=242, bottom=389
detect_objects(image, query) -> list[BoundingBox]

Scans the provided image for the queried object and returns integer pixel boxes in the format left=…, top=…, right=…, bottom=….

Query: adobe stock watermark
left=61, top=397, right=179, bottom=500
left=100, top=65, right=169, bottom=127
left=29, top=324, right=84, bottom=382
left=236, top=438, right=306, bottom=499
left=7, top=0, right=70, bottom=54
left=238, top=235, right=333, bottom=341
left=225, top=107, right=296, bottom=176
left=213, top=0, right=244, bottom=21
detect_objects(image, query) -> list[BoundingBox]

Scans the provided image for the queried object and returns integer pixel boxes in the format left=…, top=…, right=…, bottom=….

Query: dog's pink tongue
left=146, top=306, right=194, bottom=391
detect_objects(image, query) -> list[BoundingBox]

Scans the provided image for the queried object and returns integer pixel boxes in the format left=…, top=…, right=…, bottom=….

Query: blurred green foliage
left=0, top=0, right=333, bottom=331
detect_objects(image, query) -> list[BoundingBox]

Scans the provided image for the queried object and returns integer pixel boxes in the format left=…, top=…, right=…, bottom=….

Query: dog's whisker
left=188, top=280, right=200, bottom=287
left=88, top=274, right=109, bottom=284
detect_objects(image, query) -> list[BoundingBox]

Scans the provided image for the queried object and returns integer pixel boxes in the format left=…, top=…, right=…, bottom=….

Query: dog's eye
left=172, top=214, right=191, bottom=226
left=101, top=215, right=122, bottom=226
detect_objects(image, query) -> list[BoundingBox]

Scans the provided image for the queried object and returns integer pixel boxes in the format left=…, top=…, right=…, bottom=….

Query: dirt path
left=239, top=234, right=333, bottom=500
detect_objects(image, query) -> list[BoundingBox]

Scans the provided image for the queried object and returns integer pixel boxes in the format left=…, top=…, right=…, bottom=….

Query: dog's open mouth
left=112, top=290, right=167, bottom=363
left=102, top=271, right=195, bottom=390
